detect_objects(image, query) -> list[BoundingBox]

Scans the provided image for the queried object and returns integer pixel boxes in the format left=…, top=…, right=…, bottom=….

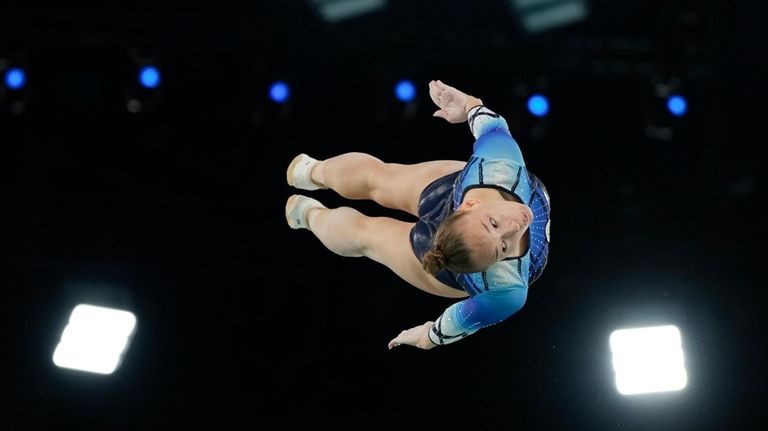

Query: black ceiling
left=2, top=1, right=766, bottom=429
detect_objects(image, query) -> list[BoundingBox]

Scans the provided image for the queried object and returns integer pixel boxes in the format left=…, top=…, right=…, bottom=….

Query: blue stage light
left=138, top=66, right=161, bottom=89
left=527, top=94, right=549, bottom=117
left=394, top=79, right=416, bottom=103
left=667, top=94, right=687, bottom=117
left=4, top=67, right=26, bottom=90
left=269, top=81, right=291, bottom=104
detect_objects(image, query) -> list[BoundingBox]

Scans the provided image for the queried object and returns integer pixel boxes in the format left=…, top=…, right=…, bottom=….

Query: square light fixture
left=53, top=304, right=137, bottom=375
left=610, top=325, right=688, bottom=395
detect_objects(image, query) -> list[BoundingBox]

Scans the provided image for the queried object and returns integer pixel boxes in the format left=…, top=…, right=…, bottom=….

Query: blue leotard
left=409, top=105, right=551, bottom=346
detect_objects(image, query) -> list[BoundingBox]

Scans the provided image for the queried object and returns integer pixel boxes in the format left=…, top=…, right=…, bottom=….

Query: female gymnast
left=285, top=79, right=551, bottom=350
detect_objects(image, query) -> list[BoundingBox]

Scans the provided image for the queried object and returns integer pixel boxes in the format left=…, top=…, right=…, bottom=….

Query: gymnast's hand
left=429, top=79, right=472, bottom=124
left=388, top=321, right=436, bottom=350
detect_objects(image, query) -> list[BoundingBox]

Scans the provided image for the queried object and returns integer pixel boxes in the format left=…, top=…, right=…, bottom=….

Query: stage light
left=610, top=325, right=688, bottom=395
left=269, top=80, right=291, bottom=104
left=1, top=61, right=29, bottom=114
left=666, top=94, right=687, bottom=117
left=125, top=52, right=165, bottom=113
left=508, top=0, right=588, bottom=34
left=138, top=65, right=161, bottom=89
left=308, top=0, right=388, bottom=23
left=52, top=304, right=137, bottom=375
left=645, top=79, right=689, bottom=140
left=527, top=93, right=550, bottom=117
left=394, top=79, right=416, bottom=103
left=4, top=67, right=26, bottom=90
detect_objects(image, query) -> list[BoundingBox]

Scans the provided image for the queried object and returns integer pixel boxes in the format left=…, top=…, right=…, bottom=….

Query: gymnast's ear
left=457, top=199, right=481, bottom=211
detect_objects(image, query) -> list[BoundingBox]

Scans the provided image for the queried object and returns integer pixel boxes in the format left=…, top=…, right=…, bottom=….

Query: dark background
left=2, top=1, right=766, bottom=429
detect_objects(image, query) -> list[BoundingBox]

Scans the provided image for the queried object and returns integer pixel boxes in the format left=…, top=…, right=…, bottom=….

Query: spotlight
left=52, top=304, right=137, bottom=375
left=394, top=79, right=416, bottom=103
left=666, top=94, right=687, bottom=117
left=4, top=67, right=26, bottom=90
left=307, top=0, right=388, bottom=24
left=138, top=65, right=161, bottom=89
left=527, top=93, right=550, bottom=117
left=1, top=61, right=30, bottom=114
left=124, top=51, right=166, bottom=114
left=269, top=80, right=291, bottom=104
left=610, top=325, right=688, bottom=395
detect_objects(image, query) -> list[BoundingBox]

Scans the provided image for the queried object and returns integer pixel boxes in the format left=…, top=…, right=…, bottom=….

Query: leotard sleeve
left=427, top=287, right=527, bottom=346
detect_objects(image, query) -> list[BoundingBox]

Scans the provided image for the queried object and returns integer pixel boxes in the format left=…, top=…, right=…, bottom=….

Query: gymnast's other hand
left=388, top=321, right=436, bottom=350
left=429, top=79, right=472, bottom=124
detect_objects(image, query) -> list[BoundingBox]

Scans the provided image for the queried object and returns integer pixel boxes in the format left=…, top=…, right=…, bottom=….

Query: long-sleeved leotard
left=409, top=105, right=551, bottom=345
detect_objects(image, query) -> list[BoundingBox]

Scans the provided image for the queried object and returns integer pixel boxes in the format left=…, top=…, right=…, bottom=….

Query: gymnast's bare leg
left=286, top=152, right=467, bottom=298
left=299, top=152, right=464, bottom=216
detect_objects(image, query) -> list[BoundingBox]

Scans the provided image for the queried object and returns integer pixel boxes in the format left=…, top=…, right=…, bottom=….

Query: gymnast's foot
left=286, top=153, right=325, bottom=191
left=285, top=194, right=326, bottom=230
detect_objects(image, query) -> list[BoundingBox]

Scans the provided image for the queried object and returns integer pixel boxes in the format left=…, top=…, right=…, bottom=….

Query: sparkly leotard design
left=409, top=106, right=551, bottom=345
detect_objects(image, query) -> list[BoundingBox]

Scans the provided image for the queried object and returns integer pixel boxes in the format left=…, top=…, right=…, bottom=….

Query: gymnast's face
left=456, top=199, right=533, bottom=270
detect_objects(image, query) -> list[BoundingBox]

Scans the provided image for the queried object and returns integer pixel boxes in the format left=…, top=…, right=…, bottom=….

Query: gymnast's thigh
left=371, top=160, right=465, bottom=217
left=359, top=216, right=469, bottom=299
